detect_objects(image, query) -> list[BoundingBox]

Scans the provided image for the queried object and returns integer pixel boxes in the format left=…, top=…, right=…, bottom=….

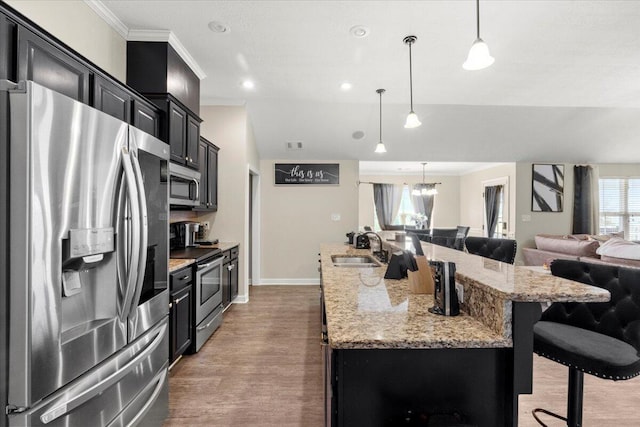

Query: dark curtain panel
left=572, top=165, right=595, bottom=234
left=485, top=185, right=502, bottom=237
left=373, top=183, right=396, bottom=230
left=411, top=184, right=436, bottom=229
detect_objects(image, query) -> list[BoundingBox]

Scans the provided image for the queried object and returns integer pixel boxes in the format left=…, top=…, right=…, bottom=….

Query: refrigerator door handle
left=119, top=147, right=142, bottom=322
left=39, top=322, right=167, bottom=425
left=128, top=150, right=149, bottom=318
left=115, top=171, right=129, bottom=320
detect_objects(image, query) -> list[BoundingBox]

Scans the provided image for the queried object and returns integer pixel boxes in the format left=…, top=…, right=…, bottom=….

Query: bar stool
left=464, top=236, right=517, bottom=264
left=533, top=260, right=640, bottom=426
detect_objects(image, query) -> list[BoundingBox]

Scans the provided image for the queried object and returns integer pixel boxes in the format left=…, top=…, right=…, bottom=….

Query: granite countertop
left=378, top=233, right=610, bottom=303
left=321, top=241, right=609, bottom=350
left=169, top=258, right=195, bottom=273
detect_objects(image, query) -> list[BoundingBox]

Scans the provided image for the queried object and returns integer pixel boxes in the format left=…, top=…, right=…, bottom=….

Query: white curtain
left=373, top=184, right=403, bottom=230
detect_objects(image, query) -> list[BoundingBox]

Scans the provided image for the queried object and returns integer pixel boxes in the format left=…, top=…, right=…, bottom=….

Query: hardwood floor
left=164, top=286, right=323, bottom=427
left=164, top=286, right=640, bottom=426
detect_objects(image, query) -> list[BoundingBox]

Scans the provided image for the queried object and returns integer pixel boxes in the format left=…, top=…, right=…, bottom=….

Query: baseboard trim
left=256, top=278, right=320, bottom=286
left=231, top=295, right=249, bottom=304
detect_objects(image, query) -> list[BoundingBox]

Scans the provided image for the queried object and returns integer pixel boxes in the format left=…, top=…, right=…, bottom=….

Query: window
left=599, top=178, right=640, bottom=240
left=394, top=186, right=416, bottom=226
left=373, top=185, right=422, bottom=230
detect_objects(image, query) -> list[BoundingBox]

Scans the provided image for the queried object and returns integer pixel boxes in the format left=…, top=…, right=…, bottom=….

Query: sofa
left=522, top=234, right=640, bottom=268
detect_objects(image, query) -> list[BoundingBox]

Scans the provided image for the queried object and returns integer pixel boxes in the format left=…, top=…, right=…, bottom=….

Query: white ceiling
left=101, top=1, right=640, bottom=167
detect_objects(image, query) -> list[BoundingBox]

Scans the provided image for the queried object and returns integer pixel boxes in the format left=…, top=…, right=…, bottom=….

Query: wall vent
left=285, top=141, right=304, bottom=150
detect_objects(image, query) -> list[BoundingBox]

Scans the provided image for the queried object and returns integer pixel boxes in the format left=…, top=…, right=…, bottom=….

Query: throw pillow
left=596, top=237, right=640, bottom=260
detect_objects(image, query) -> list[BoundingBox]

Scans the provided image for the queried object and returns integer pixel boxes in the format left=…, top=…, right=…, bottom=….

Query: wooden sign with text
left=274, top=163, right=340, bottom=185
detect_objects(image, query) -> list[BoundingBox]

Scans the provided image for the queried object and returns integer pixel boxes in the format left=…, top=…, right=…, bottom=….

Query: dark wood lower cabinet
left=222, top=245, right=239, bottom=308
left=170, top=267, right=193, bottom=364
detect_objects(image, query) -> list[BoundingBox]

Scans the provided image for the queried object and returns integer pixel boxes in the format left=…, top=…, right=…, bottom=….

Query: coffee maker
left=170, top=221, right=200, bottom=249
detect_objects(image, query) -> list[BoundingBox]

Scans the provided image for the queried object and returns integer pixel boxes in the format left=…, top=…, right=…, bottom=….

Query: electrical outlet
left=331, top=213, right=341, bottom=221
left=201, top=221, right=210, bottom=230
left=455, top=283, right=464, bottom=304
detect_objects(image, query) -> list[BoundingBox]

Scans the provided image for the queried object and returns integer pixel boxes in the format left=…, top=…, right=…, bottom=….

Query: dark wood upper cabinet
left=198, top=140, right=208, bottom=210
left=168, top=101, right=187, bottom=163
left=186, top=115, right=200, bottom=169
left=132, top=98, right=160, bottom=138
left=93, top=74, right=131, bottom=122
left=127, top=41, right=200, bottom=116
left=0, top=13, right=16, bottom=81
left=16, top=26, right=91, bottom=103
left=195, top=137, right=218, bottom=211
left=147, top=95, right=201, bottom=169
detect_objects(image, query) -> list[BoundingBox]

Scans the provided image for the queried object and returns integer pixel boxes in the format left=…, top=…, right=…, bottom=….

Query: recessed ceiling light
left=340, top=82, right=352, bottom=91
left=350, top=25, right=369, bottom=38
left=208, top=21, right=230, bottom=33
left=242, top=80, right=255, bottom=90
left=352, top=131, right=365, bottom=140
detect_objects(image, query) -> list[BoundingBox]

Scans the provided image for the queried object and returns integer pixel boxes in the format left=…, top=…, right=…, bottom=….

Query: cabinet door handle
left=175, top=293, right=189, bottom=304
left=179, top=275, right=190, bottom=281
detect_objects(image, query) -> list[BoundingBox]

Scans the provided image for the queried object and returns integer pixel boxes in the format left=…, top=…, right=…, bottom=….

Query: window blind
left=599, top=178, right=640, bottom=240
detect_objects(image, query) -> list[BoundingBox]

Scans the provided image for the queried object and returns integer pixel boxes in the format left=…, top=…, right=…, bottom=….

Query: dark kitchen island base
left=328, top=347, right=512, bottom=427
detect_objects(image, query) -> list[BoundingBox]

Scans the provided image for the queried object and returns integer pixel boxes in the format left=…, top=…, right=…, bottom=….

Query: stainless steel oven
left=194, top=253, right=225, bottom=351
left=169, top=163, right=200, bottom=207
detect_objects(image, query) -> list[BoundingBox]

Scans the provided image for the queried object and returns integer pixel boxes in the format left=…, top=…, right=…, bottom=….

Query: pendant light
left=463, top=0, right=494, bottom=70
left=403, top=36, right=421, bottom=128
left=411, top=163, right=439, bottom=196
left=374, top=89, right=387, bottom=153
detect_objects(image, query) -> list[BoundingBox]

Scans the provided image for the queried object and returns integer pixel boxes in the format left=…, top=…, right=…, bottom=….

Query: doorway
left=483, top=177, right=509, bottom=238
left=248, top=168, right=260, bottom=287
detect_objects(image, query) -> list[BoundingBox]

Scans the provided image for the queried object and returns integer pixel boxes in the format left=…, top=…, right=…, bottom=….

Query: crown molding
left=127, top=29, right=207, bottom=80
left=83, top=0, right=128, bottom=38
left=86, top=1, right=206, bottom=80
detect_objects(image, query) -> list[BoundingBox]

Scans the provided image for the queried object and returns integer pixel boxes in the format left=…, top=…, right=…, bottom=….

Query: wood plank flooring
left=164, top=286, right=640, bottom=426
left=164, top=286, right=323, bottom=426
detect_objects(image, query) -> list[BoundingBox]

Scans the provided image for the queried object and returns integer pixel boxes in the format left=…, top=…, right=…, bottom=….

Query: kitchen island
left=320, top=242, right=609, bottom=426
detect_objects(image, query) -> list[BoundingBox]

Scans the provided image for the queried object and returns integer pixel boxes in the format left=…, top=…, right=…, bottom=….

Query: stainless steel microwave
left=169, top=163, right=200, bottom=206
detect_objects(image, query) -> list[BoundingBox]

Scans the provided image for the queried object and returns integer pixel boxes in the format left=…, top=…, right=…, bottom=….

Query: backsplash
left=169, top=210, right=217, bottom=240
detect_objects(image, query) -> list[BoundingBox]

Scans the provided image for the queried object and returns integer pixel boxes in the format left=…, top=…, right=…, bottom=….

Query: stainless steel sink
left=331, top=254, right=381, bottom=268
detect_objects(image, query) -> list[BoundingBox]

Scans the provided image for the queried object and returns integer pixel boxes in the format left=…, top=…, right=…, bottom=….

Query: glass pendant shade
left=404, top=111, right=422, bottom=129
left=463, top=38, right=494, bottom=70
left=375, top=141, right=387, bottom=153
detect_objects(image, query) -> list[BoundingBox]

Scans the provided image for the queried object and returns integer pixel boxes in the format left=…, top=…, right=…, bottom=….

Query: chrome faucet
left=364, top=232, right=389, bottom=263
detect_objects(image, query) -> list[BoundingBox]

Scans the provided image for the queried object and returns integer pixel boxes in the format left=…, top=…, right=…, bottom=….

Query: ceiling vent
left=285, top=141, right=304, bottom=151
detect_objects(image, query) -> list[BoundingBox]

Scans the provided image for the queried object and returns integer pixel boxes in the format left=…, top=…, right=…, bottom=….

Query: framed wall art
left=531, top=164, right=564, bottom=212
left=274, top=163, right=340, bottom=185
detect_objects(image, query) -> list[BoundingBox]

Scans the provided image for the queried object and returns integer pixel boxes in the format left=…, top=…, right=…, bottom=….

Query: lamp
left=463, top=0, right=494, bottom=70
left=375, top=89, right=387, bottom=153
left=411, top=163, right=439, bottom=196
left=403, top=36, right=421, bottom=128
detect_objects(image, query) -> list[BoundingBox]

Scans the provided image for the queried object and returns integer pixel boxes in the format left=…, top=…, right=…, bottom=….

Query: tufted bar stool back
left=532, top=260, right=640, bottom=426
left=464, top=236, right=517, bottom=264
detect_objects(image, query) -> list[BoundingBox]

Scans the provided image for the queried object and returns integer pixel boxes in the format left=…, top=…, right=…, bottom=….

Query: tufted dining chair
left=464, top=236, right=517, bottom=264
left=532, top=260, right=640, bottom=426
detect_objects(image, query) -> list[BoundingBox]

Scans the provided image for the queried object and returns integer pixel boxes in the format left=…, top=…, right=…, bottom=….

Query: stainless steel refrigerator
left=1, top=80, right=170, bottom=426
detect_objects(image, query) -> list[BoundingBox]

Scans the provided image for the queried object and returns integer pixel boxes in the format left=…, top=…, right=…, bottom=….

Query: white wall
left=7, top=0, right=127, bottom=81
left=459, top=164, right=517, bottom=238
left=358, top=175, right=460, bottom=230
left=599, top=164, right=640, bottom=177
left=260, top=160, right=359, bottom=283
left=199, top=106, right=253, bottom=301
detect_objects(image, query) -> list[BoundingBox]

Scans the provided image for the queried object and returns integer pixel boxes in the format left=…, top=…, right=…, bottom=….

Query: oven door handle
left=197, top=256, right=225, bottom=270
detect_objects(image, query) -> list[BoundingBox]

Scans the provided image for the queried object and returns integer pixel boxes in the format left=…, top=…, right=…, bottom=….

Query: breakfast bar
left=320, top=241, right=610, bottom=426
